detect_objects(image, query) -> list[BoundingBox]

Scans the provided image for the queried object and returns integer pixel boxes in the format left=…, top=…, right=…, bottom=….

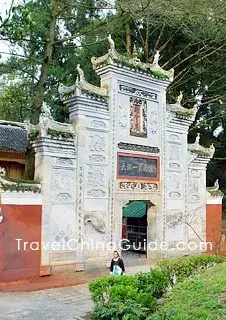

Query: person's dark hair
left=114, top=250, right=119, bottom=257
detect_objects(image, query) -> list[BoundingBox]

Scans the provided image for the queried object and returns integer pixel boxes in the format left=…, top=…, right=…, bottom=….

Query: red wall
left=0, top=204, right=41, bottom=282
left=206, top=204, right=222, bottom=254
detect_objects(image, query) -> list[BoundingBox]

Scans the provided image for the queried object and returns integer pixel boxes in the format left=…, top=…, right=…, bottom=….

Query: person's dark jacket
left=110, top=258, right=125, bottom=274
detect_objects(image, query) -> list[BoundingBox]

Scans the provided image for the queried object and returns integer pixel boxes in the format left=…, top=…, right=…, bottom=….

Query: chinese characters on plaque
left=130, top=97, right=147, bottom=138
left=118, top=154, right=158, bottom=179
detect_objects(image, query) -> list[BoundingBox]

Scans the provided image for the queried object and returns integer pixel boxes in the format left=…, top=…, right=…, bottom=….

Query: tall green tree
left=1, top=0, right=226, bottom=184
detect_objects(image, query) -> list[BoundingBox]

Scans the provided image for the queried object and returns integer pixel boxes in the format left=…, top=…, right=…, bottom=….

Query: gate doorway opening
left=122, top=200, right=148, bottom=254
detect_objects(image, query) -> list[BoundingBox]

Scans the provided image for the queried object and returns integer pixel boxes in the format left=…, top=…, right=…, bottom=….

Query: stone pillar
left=65, top=91, right=110, bottom=269
left=34, top=133, right=77, bottom=274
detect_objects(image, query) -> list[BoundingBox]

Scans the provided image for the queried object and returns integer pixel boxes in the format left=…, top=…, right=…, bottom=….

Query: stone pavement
left=0, top=263, right=151, bottom=320
left=0, top=283, right=92, bottom=320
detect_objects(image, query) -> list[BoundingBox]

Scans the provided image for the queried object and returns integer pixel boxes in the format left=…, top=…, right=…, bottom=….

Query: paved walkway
left=0, top=283, right=91, bottom=320
left=0, top=264, right=151, bottom=320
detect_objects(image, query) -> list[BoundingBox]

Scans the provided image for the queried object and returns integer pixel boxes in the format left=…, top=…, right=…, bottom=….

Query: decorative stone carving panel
left=118, top=104, right=128, bottom=130
left=55, top=157, right=74, bottom=167
left=56, top=193, right=72, bottom=201
left=167, top=173, right=182, bottom=198
left=119, top=84, right=158, bottom=100
left=186, top=205, right=204, bottom=239
left=91, top=120, right=107, bottom=129
left=168, top=133, right=180, bottom=142
left=149, top=111, right=158, bottom=135
left=89, top=135, right=105, bottom=152
left=169, top=144, right=181, bottom=161
left=188, top=168, right=201, bottom=178
left=89, top=154, right=105, bottom=163
left=87, top=165, right=105, bottom=188
left=119, top=181, right=158, bottom=191
left=168, top=143, right=181, bottom=170
left=52, top=223, right=73, bottom=243
left=52, top=168, right=74, bottom=202
left=118, top=142, right=159, bottom=154
left=50, top=205, right=75, bottom=251
left=87, top=189, right=106, bottom=197
left=188, top=178, right=200, bottom=203
left=167, top=210, right=183, bottom=228
left=84, top=212, right=106, bottom=233
left=130, top=97, right=147, bottom=138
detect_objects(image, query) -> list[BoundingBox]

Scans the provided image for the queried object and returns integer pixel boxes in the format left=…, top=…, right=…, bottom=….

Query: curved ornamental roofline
left=91, top=35, right=174, bottom=82
left=58, top=64, right=109, bottom=102
left=167, top=91, right=198, bottom=120
left=188, top=133, right=215, bottom=158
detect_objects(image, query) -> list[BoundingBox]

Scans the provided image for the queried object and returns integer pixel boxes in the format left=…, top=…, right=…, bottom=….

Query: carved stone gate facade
left=32, top=37, right=219, bottom=272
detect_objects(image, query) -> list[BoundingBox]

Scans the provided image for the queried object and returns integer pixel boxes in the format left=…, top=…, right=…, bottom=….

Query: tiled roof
left=0, top=124, right=27, bottom=153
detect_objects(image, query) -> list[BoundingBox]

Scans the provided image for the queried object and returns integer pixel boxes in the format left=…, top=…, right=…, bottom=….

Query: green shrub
left=89, top=275, right=137, bottom=305
left=89, top=269, right=170, bottom=319
left=136, top=269, right=170, bottom=298
left=158, top=254, right=225, bottom=282
left=89, top=256, right=225, bottom=320
left=136, top=292, right=157, bottom=311
left=91, top=300, right=148, bottom=320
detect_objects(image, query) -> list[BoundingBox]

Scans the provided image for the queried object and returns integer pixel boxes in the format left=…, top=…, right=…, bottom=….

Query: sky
left=0, top=0, right=20, bottom=61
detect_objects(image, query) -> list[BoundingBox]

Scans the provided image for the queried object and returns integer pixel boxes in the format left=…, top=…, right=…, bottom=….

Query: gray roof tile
left=0, top=124, right=27, bottom=153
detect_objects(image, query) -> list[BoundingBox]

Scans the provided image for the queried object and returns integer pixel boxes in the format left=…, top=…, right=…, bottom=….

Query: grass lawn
left=149, top=263, right=226, bottom=320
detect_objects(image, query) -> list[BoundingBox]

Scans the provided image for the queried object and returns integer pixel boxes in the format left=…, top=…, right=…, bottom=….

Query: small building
left=0, top=121, right=27, bottom=179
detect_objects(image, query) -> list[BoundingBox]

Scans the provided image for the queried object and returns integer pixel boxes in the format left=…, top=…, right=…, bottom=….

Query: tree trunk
left=144, top=21, right=150, bottom=62
left=31, top=0, right=57, bottom=125
left=25, top=0, right=57, bottom=179
left=125, top=22, right=131, bottom=55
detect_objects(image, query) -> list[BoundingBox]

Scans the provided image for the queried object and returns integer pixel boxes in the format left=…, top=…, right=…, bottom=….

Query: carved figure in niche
left=130, top=97, right=147, bottom=137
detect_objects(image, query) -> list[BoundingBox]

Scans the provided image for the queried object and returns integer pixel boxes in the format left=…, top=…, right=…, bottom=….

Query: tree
left=1, top=0, right=226, bottom=183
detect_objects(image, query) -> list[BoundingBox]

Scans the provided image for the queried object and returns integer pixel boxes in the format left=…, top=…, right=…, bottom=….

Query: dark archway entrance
left=122, top=200, right=148, bottom=253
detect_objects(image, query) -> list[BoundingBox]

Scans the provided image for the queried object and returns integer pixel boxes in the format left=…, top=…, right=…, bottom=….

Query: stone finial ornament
left=58, top=83, right=76, bottom=100
left=132, top=43, right=140, bottom=62
left=153, top=50, right=160, bottom=65
left=41, top=102, right=52, bottom=119
left=214, top=179, right=219, bottom=190
left=176, top=91, right=183, bottom=105
left=207, top=179, right=220, bottom=193
left=76, top=64, right=85, bottom=81
left=195, top=133, right=200, bottom=145
left=91, top=35, right=174, bottom=81
left=107, top=34, right=115, bottom=50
